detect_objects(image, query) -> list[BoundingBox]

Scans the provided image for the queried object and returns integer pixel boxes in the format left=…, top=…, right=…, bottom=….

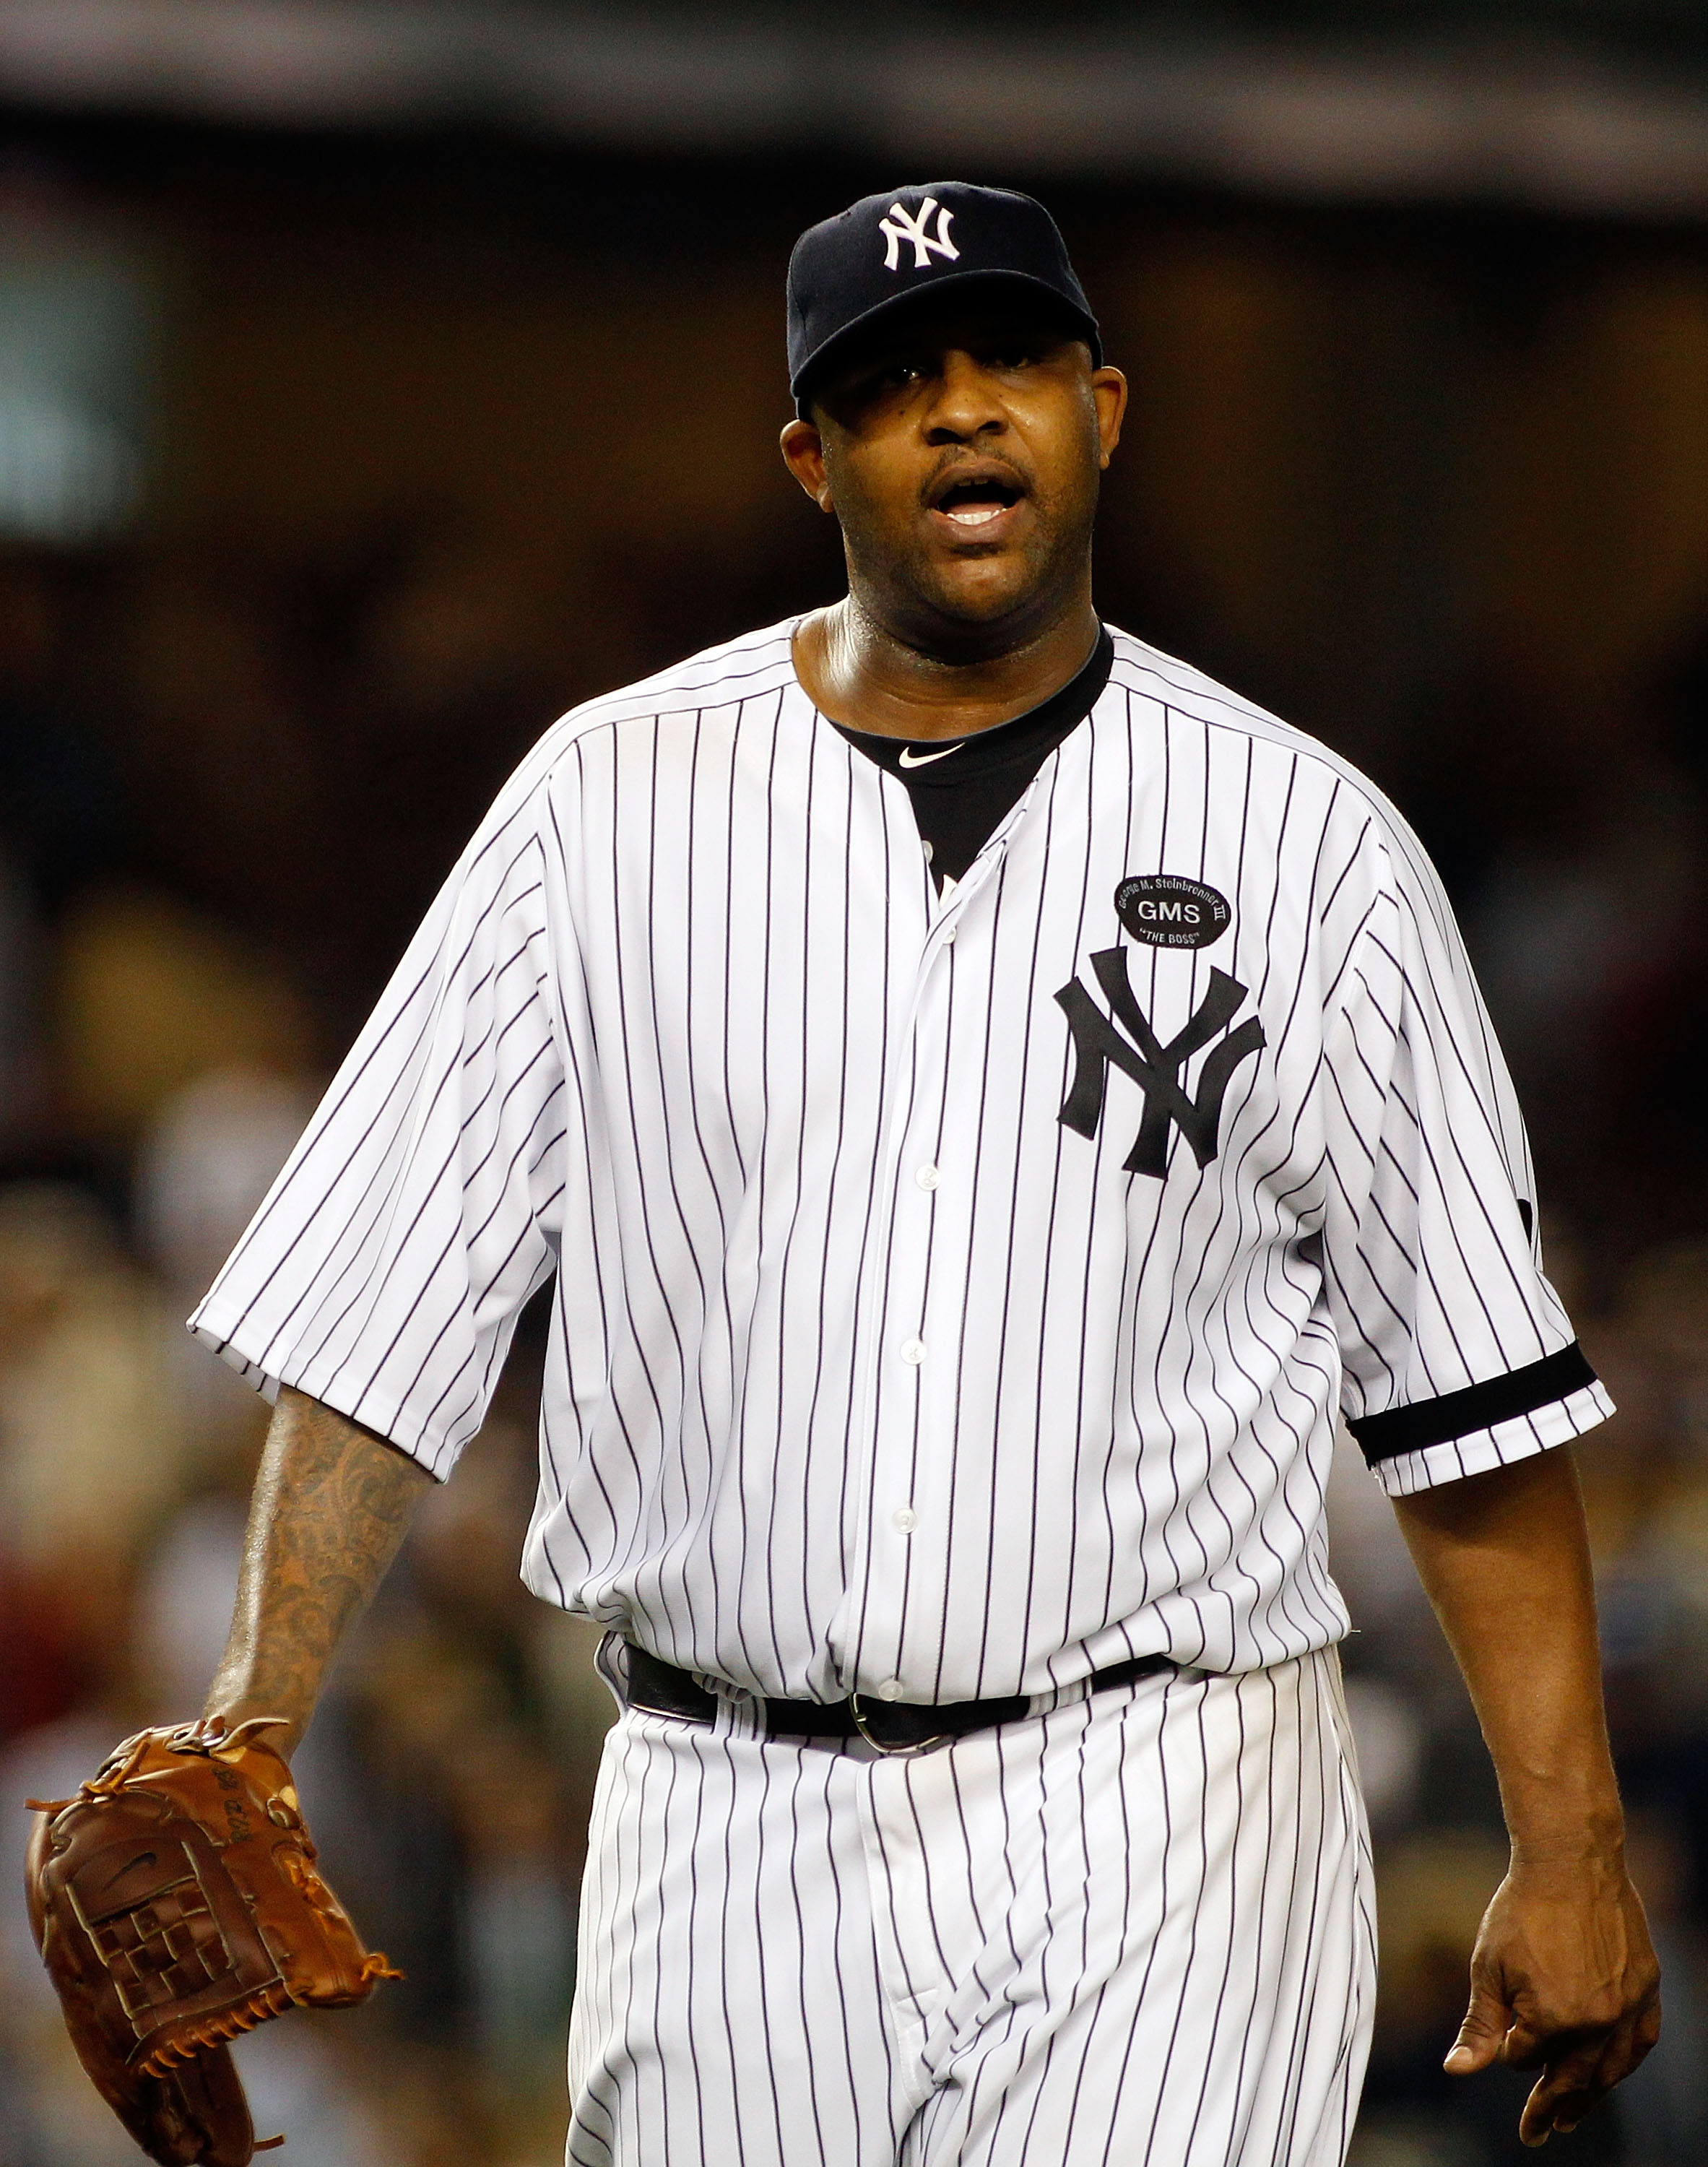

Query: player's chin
left=920, top=555, right=1052, bottom=627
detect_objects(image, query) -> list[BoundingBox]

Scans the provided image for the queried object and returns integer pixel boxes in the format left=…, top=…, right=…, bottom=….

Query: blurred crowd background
left=2, top=4, right=1708, bottom=2164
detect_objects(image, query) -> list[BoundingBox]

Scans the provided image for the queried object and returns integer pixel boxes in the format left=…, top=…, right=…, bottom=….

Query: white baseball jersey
left=191, top=617, right=1611, bottom=1706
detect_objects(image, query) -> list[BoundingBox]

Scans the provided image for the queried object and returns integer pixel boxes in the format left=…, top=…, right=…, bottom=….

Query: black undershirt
left=831, top=628, right=1116, bottom=886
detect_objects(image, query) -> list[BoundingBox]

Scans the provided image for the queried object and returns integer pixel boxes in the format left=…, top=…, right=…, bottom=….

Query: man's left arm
left=1392, top=1445, right=1661, bottom=2147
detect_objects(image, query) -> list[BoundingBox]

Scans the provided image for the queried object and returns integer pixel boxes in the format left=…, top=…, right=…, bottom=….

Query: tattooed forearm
left=203, top=1386, right=435, bottom=1756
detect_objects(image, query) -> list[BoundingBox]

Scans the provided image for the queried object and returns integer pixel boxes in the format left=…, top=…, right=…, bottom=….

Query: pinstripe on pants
left=566, top=1650, right=1375, bottom=2166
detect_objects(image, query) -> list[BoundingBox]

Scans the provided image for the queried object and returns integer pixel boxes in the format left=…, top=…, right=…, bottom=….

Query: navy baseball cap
left=786, top=181, right=1101, bottom=415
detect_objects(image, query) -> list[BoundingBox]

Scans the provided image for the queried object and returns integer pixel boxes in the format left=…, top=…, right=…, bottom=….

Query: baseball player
left=131, top=184, right=1658, bottom=2163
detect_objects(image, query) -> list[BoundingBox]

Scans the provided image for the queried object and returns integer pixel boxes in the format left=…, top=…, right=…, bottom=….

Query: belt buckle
left=846, top=1692, right=953, bottom=1757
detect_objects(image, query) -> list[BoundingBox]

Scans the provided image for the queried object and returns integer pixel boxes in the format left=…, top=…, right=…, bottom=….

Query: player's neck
left=793, top=591, right=1101, bottom=743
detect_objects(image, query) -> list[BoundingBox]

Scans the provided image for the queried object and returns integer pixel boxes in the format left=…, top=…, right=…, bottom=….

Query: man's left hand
left=1444, top=1852, right=1661, bottom=2146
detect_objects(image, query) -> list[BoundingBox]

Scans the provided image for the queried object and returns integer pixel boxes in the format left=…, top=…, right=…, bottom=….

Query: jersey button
left=900, top=1336, right=926, bottom=1364
left=914, top=1164, right=940, bottom=1191
left=942, top=922, right=957, bottom=943
left=877, top=1678, right=906, bottom=1703
left=893, top=1506, right=919, bottom=1534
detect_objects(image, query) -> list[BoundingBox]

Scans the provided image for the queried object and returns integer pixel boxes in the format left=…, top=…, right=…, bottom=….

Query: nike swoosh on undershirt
left=898, top=742, right=963, bottom=769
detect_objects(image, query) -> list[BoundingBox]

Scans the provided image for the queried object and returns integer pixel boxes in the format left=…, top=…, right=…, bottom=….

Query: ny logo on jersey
left=880, top=198, right=960, bottom=272
left=1054, top=951, right=1265, bottom=1179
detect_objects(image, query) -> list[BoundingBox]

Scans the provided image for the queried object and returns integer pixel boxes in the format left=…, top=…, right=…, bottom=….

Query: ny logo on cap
left=879, top=198, right=960, bottom=272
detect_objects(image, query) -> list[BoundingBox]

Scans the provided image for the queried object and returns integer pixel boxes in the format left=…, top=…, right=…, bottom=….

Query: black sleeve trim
left=1347, top=1343, right=1598, bottom=1466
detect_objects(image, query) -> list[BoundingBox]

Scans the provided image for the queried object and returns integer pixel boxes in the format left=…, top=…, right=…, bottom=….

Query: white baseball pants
left=565, top=1650, right=1375, bottom=2166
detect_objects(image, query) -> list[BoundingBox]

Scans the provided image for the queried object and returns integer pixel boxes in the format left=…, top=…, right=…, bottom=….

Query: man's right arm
left=202, top=1386, right=436, bottom=1758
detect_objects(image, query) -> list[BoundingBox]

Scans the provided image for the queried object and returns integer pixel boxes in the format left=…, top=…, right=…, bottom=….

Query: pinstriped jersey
left=189, top=619, right=1612, bottom=1701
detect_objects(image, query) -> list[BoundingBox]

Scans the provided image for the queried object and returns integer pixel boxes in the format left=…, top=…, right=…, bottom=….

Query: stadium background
left=2, top=5, right=1708, bottom=2162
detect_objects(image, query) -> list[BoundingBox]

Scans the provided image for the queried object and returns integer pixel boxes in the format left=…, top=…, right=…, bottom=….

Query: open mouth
left=928, top=470, right=1026, bottom=531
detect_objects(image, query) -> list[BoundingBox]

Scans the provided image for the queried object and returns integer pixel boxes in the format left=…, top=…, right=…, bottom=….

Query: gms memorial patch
left=1115, top=875, right=1231, bottom=951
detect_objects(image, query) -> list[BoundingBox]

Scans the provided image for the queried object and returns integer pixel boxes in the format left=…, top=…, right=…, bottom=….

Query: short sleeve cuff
left=188, top=1305, right=284, bottom=1403
left=186, top=1299, right=454, bottom=1479
left=1362, top=1377, right=1614, bottom=1499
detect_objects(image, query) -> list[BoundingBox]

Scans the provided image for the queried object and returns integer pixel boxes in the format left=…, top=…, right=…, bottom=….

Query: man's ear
left=1091, top=366, right=1127, bottom=470
left=780, top=418, right=834, bottom=512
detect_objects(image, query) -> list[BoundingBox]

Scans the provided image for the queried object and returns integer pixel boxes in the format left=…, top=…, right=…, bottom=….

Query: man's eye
left=992, top=347, right=1039, bottom=369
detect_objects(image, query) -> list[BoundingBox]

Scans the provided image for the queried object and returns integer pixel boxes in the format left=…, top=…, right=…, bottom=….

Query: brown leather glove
left=25, top=1716, right=399, bottom=2166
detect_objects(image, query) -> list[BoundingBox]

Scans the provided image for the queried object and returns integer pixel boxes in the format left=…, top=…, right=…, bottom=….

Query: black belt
left=623, top=1644, right=1176, bottom=1757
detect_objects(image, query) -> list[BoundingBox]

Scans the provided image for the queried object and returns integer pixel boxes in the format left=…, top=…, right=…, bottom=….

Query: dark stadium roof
left=4, top=1, right=1708, bottom=215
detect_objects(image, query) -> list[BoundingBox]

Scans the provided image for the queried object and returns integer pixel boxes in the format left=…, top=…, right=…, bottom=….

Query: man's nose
left=922, top=350, right=1005, bottom=442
